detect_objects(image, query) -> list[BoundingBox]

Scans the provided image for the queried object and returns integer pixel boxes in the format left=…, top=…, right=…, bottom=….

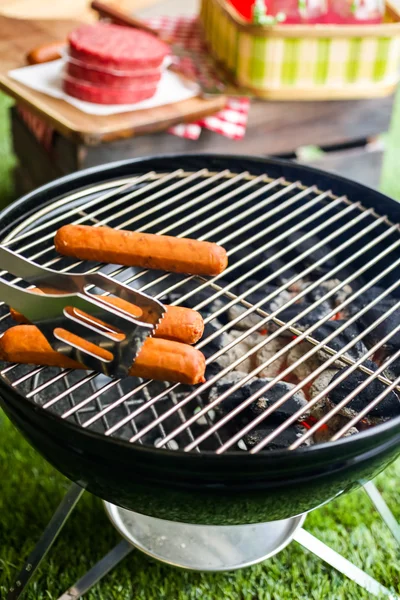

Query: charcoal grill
left=1, top=155, right=400, bottom=579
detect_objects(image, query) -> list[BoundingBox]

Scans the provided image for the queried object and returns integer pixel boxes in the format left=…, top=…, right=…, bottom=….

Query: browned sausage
left=26, top=41, right=66, bottom=65
left=0, top=325, right=206, bottom=385
left=9, top=288, right=204, bottom=345
left=54, top=225, right=228, bottom=276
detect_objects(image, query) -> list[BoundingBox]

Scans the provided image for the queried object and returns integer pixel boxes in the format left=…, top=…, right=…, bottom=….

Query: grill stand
left=7, top=483, right=399, bottom=600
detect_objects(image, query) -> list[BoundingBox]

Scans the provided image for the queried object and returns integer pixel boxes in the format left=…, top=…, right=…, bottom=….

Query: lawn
left=0, top=91, right=399, bottom=599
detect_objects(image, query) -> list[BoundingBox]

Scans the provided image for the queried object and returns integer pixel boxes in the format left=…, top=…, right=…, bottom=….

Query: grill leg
left=363, top=481, right=400, bottom=546
left=57, top=539, right=133, bottom=600
left=293, top=528, right=397, bottom=599
left=7, top=483, right=84, bottom=600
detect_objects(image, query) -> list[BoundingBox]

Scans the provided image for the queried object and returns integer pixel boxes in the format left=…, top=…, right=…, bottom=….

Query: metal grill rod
left=55, top=199, right=360, bottom=422
left=289, top=345, right=400, bottom=448
left=148, top=248, right=400, bottom=449
left=2, top=170, right=169, bottom=256
left=220, top=297, right=400, bottom=454
left=97, top=235, right=400, bottom=440
left=248, top=317, right=400, bottom=452
left=9, top=206, right=396, bottom=432
left=162, top=194, right=346, bottom=305
left=2, top=171, right=396, bottom=448
left=24, top=207, right=382, bottom=418
left=1, top=184, right=324, bottom=381
left=0, top=168, right=237, bottom=285
left=35, top=174, right=291, bottom=298
left=128, top=185, right=316, bottom=299
left=44, top=192, right=341, bottom=418
left=0, top=173, right=295, bottom=319
left=2, top=175, right=151, bottom=245
left=10, top=168, right=212, bottom=251
left=196, top=209, right=379, bottom=327
left=118, top=173, right=275, bottom=237
left=0, top=181, right=316, bottom=398
left=10, top=365, right=53, bottom=387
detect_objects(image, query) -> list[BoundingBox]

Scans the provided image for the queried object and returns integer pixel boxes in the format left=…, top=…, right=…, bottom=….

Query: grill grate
left=0, top=168, right=399, bottom=454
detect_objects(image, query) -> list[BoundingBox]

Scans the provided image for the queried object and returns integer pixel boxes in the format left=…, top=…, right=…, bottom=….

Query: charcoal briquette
left=284, top=231, right=337, bottom=275
left=306, top=280, right=353, bottom=308
left=384, top=357, right=400, bottom=382
left=312, top=320, right=368, bottom=365
left=248, top=379, right=309, bottom=422
left=278, top=302, right=332, bottom=331
left=328, top=360, right=400, bottom=423
left=358, top=299, right=400, bottom=352
left=243, top=423, right=311, bottom=450
left=211, top=376, right=309, bottom=428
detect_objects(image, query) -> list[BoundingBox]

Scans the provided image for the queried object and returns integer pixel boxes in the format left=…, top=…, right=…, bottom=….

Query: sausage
left=54, top=225, right=228, bottom=276
left=9, top=288, right=204, bottom=345
left=26, top=41, right=66, bottom=65
left=0, top=325, right=206, bottom=385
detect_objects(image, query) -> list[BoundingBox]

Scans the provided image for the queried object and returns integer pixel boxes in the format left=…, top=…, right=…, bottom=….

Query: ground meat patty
left=66, top=61, right=162, bottom=87
left=68, top=24, right=170, bottom=70
left=63, top=76, right=157, bottom=105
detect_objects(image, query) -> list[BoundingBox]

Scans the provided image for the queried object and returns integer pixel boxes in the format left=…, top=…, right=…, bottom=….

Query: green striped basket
left=199, top=0, right=400, bottom=99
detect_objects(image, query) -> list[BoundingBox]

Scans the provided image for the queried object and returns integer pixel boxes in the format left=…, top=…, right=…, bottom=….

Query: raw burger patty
left=63, top=76, right=157, bottom=105
left=68, top=23, right=170, bottom=70
left=66, top=61, right=162, bottom=87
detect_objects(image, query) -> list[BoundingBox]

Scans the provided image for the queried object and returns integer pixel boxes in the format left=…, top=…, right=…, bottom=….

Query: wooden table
left=2, top=4, right=393, bottom=195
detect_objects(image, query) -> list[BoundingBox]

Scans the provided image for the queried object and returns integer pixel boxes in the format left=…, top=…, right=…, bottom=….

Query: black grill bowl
left=0, top=154, right=400, bottom=525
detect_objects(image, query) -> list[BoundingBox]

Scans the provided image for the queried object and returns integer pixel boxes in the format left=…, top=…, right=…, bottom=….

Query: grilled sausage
left=54, top=225, right=228, bottom=276
left=9, top=288, right=204, bottom=345
left=0, top=325, right=206, bottom=385
left=26, top=41, right=66, bottom=65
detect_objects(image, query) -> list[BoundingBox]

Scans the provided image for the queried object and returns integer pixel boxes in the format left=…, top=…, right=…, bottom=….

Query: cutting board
left=0, top=15, right=226, bottom=144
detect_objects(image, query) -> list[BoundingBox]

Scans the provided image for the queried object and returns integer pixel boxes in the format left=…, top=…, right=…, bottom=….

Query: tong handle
left=0, top=246, right=80, bottom=292
left=0, top=246, right=52, bottom=283
left=0, top=246, right=164, bottom=325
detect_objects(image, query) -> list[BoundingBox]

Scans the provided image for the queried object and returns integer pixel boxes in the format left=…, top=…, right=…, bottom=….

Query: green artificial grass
left=0, top=90, right=400, bottom=599
left=0, top=94, right=15, bottom=208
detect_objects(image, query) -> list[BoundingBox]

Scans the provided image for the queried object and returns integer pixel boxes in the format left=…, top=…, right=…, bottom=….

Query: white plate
left=8, top=59, right=199, bottom=116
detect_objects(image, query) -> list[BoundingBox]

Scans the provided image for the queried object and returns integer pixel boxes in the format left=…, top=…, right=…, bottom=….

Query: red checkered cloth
left=144, top=16, right=250, bottom=140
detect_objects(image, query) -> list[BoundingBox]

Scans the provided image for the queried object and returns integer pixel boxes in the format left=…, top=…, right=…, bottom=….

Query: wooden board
left=0, top=15, right=226, bottom=144
left=0, top=0, right=156, bottom=21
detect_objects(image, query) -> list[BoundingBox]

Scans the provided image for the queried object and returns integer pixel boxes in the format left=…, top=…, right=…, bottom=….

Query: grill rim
left=2, top=377, right=400, bottom=481
left=0, top=153, right=400, bottom=468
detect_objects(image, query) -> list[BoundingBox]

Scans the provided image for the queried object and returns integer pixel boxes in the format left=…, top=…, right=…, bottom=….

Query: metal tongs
left=0, top=246, right=165, bottom=378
